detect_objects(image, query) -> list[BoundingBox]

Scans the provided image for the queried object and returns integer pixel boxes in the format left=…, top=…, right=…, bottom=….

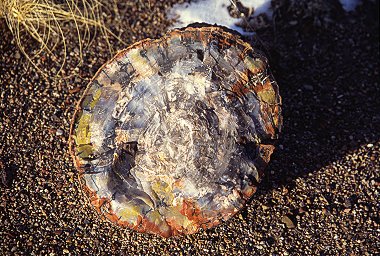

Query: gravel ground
left=0, top=0, right=379, bottom=255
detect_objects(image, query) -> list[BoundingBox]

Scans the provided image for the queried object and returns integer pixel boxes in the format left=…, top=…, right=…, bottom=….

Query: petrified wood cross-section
left=69, top=25, right=282, bottom=237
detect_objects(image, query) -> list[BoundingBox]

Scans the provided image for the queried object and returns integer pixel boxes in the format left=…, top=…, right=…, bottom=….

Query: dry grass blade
left=0, top=0, right=124, bottom=77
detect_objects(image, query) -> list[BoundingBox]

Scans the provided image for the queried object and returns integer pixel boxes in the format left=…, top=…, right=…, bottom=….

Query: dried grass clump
left=0, top=0, right=122, bottom=76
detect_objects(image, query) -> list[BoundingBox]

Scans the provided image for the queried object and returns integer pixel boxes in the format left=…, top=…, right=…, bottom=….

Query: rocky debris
left=56, top=129, right=64, bottom=136
left=281, top=215, right=296, bottom=229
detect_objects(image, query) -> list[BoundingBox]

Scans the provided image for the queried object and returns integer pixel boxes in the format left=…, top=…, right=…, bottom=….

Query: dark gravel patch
left=1, top=0, right=379, bottom=255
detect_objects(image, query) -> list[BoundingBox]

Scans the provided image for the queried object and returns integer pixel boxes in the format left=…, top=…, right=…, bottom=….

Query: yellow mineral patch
left=89, top=88, right=102, bottom=109
left=81, top=95, right=92, bottom=107
left=147, top=209, right=162, bottom=225
left=157, top=152, right=169, bottom=162
left=77, top=144, right=94, bottom=159
left=257, top=80, right=276, bottom=105
left=75, top=113, right=91, bottom=146
left=244, top=56, right=265, bottom=74
left=165, top=205, right=194, bottom=231
left=257, top=89, right=276, bottom=104
left=127, top=49, right=155, bottom=78
left=118, top=204, right=141, bottom=225
left=146, top=210, right=171, bottom=235
left=152, top=179, right=174, bottom=205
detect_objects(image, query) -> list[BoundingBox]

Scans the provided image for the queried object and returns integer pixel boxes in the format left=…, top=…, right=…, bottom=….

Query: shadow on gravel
left=0, top=158, right=18, bottom=188
left=253, top=0, right=379, bottom=195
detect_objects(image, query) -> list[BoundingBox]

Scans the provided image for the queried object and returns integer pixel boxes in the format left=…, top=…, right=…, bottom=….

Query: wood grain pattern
left=69, top=24, right=282, bottom=237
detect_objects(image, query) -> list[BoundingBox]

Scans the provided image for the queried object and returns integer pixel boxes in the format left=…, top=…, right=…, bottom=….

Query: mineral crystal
left=69, top=25, right=282, bottom=237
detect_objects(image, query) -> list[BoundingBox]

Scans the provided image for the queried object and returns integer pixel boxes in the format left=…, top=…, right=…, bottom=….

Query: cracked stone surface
left=69, top=25, right=282, bottom=237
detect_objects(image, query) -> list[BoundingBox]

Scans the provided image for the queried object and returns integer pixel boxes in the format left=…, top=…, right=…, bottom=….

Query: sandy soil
left=0, top=0, right=379, bottom=255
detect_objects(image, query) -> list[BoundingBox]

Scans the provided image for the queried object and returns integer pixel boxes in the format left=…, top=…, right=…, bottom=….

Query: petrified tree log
left=69, top=25, right=282, bottom=237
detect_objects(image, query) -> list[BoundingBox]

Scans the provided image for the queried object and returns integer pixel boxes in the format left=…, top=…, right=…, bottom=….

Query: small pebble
left=281, top=215, right=296, bottom=229
left=56, top=129, right=64, bottom=136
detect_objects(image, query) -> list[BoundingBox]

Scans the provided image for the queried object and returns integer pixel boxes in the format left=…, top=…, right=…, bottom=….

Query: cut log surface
left=69, top=25, right=282, bottom=237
